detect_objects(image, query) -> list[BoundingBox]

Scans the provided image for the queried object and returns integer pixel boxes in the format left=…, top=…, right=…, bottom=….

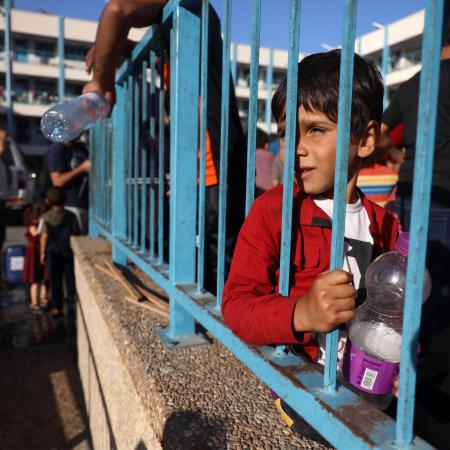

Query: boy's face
left=279, top=106, right=362, bottom=200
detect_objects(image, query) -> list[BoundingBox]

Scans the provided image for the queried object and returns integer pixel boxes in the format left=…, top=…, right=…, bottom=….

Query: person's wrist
left=293, top=296, right=309, bottom=332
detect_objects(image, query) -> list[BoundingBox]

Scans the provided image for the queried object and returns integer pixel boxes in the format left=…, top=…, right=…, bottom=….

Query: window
left=65, top=44, right=89, bottom=62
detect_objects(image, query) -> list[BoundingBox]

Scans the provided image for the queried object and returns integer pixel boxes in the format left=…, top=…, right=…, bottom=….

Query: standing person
left=379, top=20, right=450, bottom=349
left=40, top=187, right=80, bottom=317
left=82, top=0, right=247, bottom=294
left=46, top=138, right=90, bottom=234
left=222, top=51, right=399, bottom=439
left=22, top=204, right=48, bottom=313
left=254, top=128, right=274, bottom=196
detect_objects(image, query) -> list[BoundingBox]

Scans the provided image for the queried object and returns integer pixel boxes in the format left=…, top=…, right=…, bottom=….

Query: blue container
left=4, top=244, right=26, bottom=285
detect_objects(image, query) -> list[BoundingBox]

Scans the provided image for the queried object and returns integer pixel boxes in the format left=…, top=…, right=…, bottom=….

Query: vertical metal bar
left=396, top=0, right=444, bottom=443
left=381, top=26, right=389, bottom=108
left=158, top=49, right=166, bottom=264
left=265, top=48, right=274, bottom=134
left=127, top=76, right=133, bottom=243
left=324, top=0, right=358, bottom=390
left=167, top=5, right=200, bottom=338
left=58, top=16, right=65, bottom=103
left=149, top=52, right=157, bottom=258
left=141, top=60, right=149, bottom=254
left=196, top=0, right=209, bottom=292
left=112, top=81, right=128, bottom=265
left=279, top=0, right=301, bottom=297
left=244, top=0, right=261, bottom=216
left=99, top=121, right=105, bottom=224
left=216, top=0, right=232, bottom=308
left=88, top=126, right=99, bottom=238
left=4, top=0, right=14, bottom=138
left=276, top=0, right=301, bottom=357
left=133, top=76, right=140, bottom=247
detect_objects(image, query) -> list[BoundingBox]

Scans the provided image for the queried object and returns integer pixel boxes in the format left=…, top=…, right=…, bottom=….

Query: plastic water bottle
left=40, top=93, right=110, bottom=143
left=341, top=232, right=431, bottom=409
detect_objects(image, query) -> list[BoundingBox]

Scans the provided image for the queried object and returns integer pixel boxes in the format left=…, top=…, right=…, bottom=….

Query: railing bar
left=396, top=0, right=444, bottom=443
left=244, top=0, right=261, bottom=216
left=99, top=122, right=105, bottom=224
left=279, top=0, right=301, bottom=294
left=133, top=75, right=140, bottom=248
left=324, top=0, right=358, bottom=390
left=157, top=48, right=166, bottom=264
left=196, top=0, right=209, bottom=291
left=216, top=0, right=232, bottom=308
left=127, top=77, right=133, bottom=243
left=141, top=59, right=149, bottom=254
left=149, top=51, right=157, bottom=258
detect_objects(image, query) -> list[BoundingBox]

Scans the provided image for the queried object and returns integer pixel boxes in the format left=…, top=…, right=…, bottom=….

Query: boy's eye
left=310, top=127, right=325, bottom=134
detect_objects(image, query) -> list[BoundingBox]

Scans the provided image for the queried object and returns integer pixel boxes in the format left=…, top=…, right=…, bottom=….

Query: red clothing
left=22, top=227, right=47, bottom=284
left=222, top=185, right=399, bottom=357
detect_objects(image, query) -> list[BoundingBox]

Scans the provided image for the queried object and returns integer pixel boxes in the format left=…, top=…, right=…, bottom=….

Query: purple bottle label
left=342, top=340, right=399, bottom=394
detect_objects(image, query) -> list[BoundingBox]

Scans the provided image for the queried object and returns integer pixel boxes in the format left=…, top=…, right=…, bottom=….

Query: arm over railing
left=89, top=0, right=444, bottom=447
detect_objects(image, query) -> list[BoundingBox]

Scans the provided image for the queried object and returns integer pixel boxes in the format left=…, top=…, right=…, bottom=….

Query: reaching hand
left=293, top=270, right=356, bottom=333
left=82, top=80, right=116, bottom=115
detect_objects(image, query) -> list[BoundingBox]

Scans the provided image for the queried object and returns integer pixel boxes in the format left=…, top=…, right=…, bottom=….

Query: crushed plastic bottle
left=40, top=92, right=110, bottom=143
left=341, top=232, right=431, bottom=409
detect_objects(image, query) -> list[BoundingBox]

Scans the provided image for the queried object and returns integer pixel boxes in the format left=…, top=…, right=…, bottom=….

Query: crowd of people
left=0, top=0, right=448, bottom=443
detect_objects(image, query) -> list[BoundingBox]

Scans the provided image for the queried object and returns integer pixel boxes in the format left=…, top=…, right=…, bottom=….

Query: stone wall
left=72, top=237, right=326, bottom=450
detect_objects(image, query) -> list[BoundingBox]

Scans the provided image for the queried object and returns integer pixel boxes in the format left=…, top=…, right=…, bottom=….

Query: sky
left=15, top=0, right=425, bottom=54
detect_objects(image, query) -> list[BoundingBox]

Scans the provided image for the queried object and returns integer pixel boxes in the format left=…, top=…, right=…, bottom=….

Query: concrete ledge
left=72, top=236, right=328, bottom=450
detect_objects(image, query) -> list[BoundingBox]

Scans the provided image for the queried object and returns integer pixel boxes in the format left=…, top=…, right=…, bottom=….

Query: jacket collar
left=295, top=184, right=383, bottom=246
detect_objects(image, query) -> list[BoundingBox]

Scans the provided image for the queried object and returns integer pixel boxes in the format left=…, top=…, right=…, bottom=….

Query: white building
left=357, top=9, right=424, bottom=96
left=0, top=7, right=425, bottom=164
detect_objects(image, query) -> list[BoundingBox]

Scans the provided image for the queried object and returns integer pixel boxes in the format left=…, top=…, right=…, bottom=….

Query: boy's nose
left=296, top=139, right=308, bottom=156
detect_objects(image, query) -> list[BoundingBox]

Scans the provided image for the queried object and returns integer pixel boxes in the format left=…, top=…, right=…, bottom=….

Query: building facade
left=0, top=7, right=425, bottom=161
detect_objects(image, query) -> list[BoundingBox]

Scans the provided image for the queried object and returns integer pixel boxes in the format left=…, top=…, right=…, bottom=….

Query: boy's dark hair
left=271, top=50, right=384, bottom=140
left=255, top=127, right=269, bottom=149
left=46, top=186, right=65, bottom=207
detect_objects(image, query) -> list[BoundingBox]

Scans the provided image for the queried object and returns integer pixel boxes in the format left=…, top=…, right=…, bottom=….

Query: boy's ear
left=357, top=120, right=380, bottom=159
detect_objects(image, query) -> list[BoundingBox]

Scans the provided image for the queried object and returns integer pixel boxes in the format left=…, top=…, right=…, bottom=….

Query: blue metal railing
left=88, top=0, right=444, bottom=447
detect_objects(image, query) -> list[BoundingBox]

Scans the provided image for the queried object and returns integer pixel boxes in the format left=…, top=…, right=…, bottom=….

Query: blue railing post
left=324, top=0, right=358, bottom=391
left=157, top=4, right=208, bottom=348
left=111, top=81, right=128, bottom=265
left=396, top=0, right=444, bottom=444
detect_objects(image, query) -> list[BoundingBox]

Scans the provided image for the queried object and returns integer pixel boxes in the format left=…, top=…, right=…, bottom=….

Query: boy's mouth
left=299, top=167, right=315, bottom=180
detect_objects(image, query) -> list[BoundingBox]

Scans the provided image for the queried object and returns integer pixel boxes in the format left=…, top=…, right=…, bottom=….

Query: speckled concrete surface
left=72, top=237, right=331, bottom=450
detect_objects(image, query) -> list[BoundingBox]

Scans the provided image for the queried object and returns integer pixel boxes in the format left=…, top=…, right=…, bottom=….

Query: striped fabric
left=357, top=163, right=399, bottom=208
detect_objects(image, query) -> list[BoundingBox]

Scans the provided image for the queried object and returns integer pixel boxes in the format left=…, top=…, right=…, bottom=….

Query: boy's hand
left=293, top=270, right=356, bottom=333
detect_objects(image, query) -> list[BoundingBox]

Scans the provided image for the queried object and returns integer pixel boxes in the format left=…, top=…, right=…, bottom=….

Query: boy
left=222, top=51, right=399, bottom=436
left=40, top=187, right=80, bottom=317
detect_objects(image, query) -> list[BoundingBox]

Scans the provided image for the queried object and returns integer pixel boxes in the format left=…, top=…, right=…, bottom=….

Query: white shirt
left=312, top=196, right=374, bottom=366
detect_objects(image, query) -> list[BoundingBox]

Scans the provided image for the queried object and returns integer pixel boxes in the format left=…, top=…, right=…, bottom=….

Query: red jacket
left=222, top=184, right=399, bottom=357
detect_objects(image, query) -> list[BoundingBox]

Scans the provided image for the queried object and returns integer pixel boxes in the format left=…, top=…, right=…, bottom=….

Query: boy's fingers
left=335, top=309, right=356, bottom=324
left=330, top=283, right=355, bottom=300
left=332, top=297, right=356, bottom=311
left=326, top=270, right=353, bottom=286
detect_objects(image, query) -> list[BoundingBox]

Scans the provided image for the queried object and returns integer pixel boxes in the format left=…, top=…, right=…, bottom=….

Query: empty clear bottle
left=40, top=93, right=110, bottom=143
left=341, top=232, right=431, bottom=410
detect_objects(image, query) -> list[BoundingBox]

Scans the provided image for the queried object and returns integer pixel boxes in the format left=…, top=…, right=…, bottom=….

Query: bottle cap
left=395, top=232, right=409, bottom=257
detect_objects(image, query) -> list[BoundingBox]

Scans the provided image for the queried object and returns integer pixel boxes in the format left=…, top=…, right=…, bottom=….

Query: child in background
left=357, top=122, right=404, bottom=217
left=40, top=187, right=80, bottom=317
left=222, top=51, right=399, bottom=438
left=22, top=203, right=48, bottom=313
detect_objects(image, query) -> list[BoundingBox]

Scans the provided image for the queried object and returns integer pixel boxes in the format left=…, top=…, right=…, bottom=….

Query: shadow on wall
left=161, top=410, right=226, bottom=450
